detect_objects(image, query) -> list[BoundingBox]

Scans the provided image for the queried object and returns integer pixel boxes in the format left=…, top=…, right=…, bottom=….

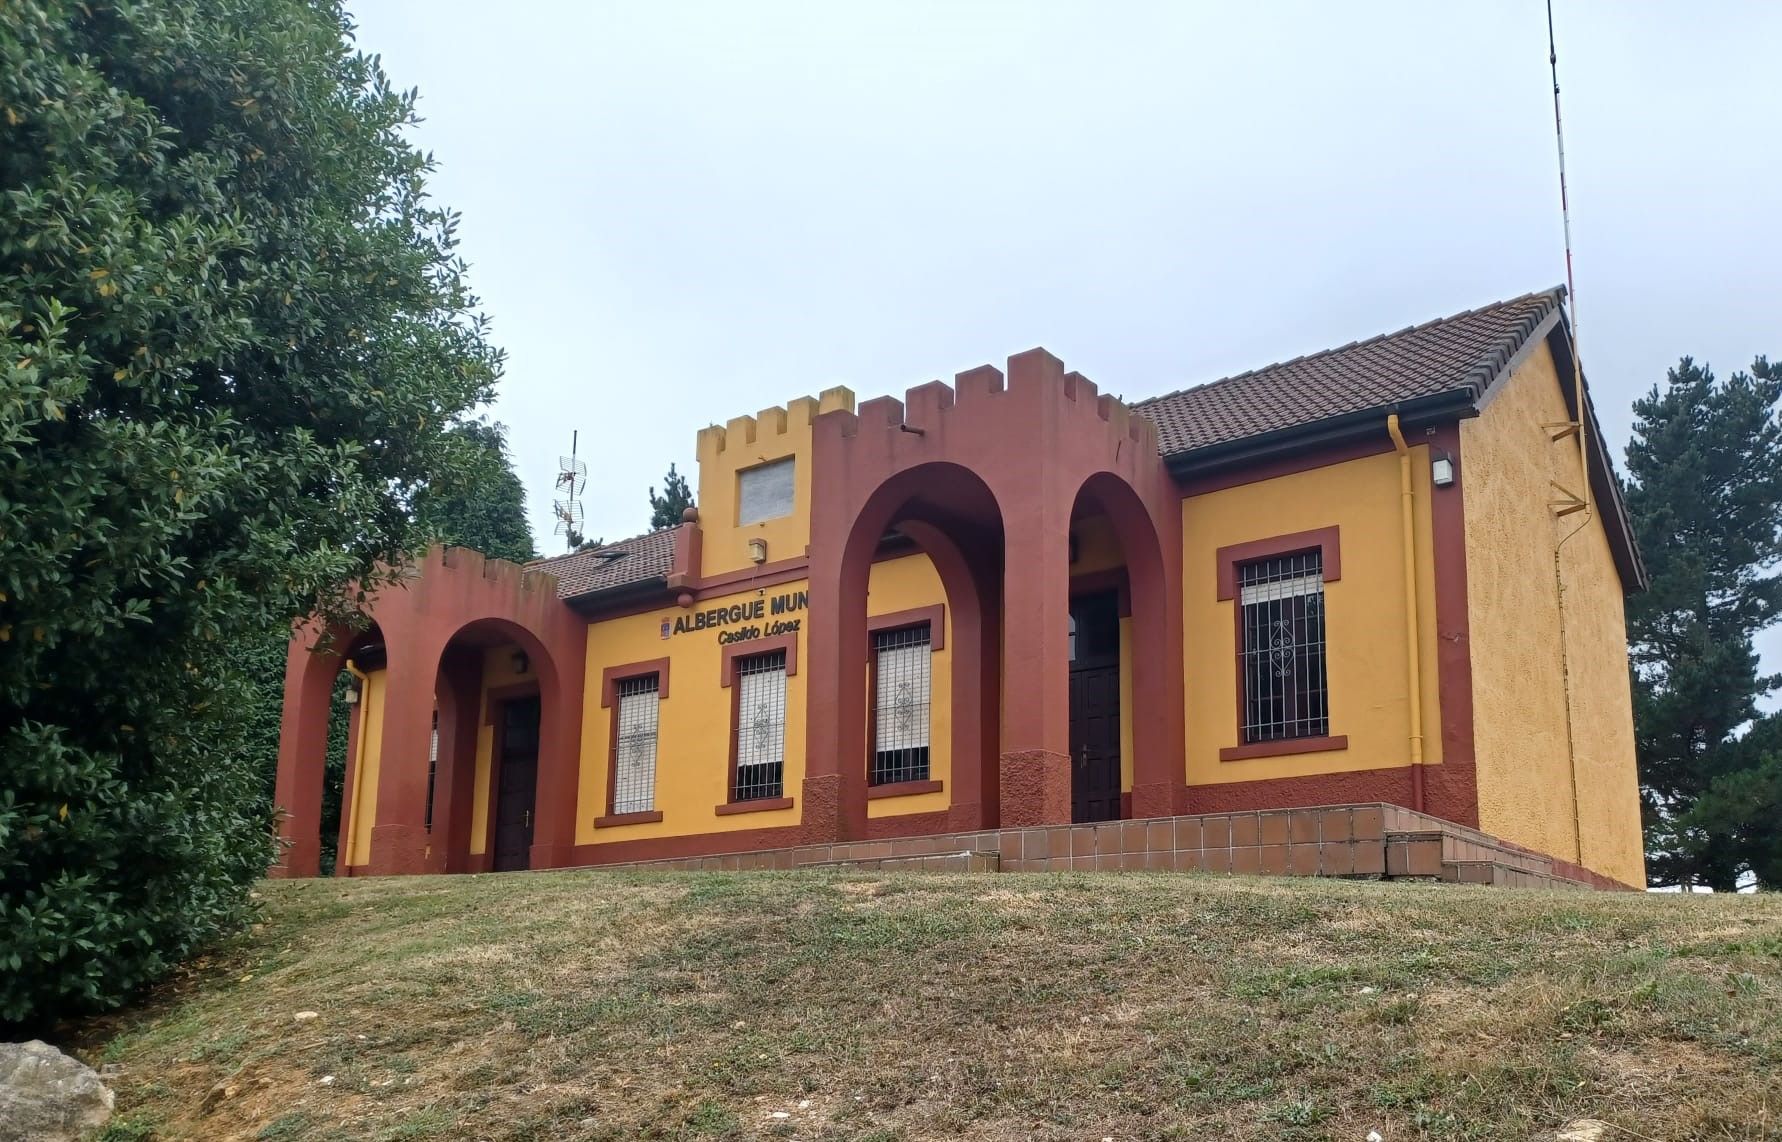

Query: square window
left=737, top=457, right=795, bottom=525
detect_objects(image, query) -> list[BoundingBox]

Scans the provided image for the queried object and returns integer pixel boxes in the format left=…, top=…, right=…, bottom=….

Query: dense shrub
left=0, top=1, right=500, bottom=1025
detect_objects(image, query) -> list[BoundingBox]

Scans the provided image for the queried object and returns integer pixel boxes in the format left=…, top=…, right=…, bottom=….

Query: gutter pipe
left=1385, top=414, right=1427, bottom=813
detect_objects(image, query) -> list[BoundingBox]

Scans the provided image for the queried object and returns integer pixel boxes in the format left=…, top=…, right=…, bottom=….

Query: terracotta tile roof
left=1133, top=288, right=1564, bottom=458
left=527, top=528, right=675, bottom=600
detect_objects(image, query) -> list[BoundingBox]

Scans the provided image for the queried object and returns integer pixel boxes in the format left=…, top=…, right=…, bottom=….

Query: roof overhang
left=563, top=575, right=671, bottom=616
left=1160, top=306, right=1648, bottom=595
left=1160, top=387, right=1481, bottom=481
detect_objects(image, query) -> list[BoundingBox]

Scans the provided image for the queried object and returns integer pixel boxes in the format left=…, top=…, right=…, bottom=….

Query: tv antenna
left=553, top=430, right=588, bottom=548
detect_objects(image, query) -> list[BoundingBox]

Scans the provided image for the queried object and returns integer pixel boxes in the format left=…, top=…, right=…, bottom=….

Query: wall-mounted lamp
left=342, top=681, right=361, bottom=706
left=1431, top=455, right=1456, bottom=487
left=747, top=537, right=768, bottom=564
left=510, top=649, right=530, bottom=675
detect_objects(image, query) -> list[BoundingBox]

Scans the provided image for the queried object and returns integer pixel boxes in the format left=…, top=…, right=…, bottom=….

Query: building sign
left=661, top=590, right=808, bottom=643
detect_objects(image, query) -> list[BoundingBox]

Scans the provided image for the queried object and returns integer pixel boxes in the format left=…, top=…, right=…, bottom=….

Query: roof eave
left=563, top=575, right=672, bottom=615
left=1543, top=322, right=1649, bottom=594
left=1161, top=388, right=1481, bottom=479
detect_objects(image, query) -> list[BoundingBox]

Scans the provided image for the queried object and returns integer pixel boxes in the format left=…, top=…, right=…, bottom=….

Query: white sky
left=351, top=0, right=1781, bottom=691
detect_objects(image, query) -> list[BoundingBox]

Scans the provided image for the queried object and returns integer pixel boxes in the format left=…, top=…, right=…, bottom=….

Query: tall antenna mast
left=1546, top=0, right=1591, bottom=521
left=553, top=430, right=587, bottom=550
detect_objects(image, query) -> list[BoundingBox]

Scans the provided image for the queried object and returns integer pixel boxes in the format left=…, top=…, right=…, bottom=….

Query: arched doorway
left=272, top=620, right=385, bottom=878
left=1068, top=471, right=1185, bottom=822
left=424, top=617, right=566, bottom=874
left=805, top=461, right=1006, bottom=841
left=274, top=547, right=588, bottom=877
left=803, top=349, right=1186, bottom=838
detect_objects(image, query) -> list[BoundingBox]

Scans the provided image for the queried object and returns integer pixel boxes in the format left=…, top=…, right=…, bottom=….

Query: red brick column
left=269, top=621, right=345, bottom=878
left=433, top=648, right=483, bottom=873
left=529, top=648, right=585, bottom=870
left=997, top=519, right=1073, bottom=826
left=366, top=645, right=438, bottom=876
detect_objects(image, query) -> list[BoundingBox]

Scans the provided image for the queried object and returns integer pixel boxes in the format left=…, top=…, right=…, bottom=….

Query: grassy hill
left=74, top=869, right=1782, bottom=1141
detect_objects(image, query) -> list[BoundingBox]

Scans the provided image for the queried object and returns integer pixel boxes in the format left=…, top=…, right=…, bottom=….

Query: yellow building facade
left=274, top=288, right=1648, bottom=888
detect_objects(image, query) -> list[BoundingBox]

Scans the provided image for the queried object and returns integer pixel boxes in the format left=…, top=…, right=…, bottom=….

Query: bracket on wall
left=1548, top=480, right=1587, bottom=517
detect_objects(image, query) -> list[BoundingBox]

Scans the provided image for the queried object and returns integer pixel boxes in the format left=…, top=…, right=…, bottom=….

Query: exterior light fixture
left=342, top=682, right=361, bottom=706
left=1432, top=455, right=1455, bottom=487
left=510, top=649, right=530, bottom=675
left=747, top=537, right=768, bottom=564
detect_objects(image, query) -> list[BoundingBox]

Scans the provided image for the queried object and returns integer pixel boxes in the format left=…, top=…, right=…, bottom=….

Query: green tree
left=0, top=2, right=500, bottom=1024
left=648, top=462, right=695, bottom=530
left=1623, top=356, right=1782, bottom=890
left=416, top=418, right=536, bottom=563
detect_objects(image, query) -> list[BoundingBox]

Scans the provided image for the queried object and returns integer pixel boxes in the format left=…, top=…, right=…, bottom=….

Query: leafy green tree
left=1623, top=356, right=1782, bottom=890
left=416, top=418, right=536, bottom=564
left=0, top=2, right=500, bottom=1024
left=648, top=462, right=695, bottom=530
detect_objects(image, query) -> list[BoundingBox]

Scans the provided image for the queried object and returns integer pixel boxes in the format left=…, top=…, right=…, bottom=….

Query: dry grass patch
left=66, top=869, right=1782, bottom=1141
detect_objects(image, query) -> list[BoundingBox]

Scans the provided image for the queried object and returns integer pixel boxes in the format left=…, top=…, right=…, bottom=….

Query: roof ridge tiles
left=1133, top=286, right=1564, bottom=412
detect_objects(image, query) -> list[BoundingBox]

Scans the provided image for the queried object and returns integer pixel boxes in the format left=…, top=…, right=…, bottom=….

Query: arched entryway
left=272, top=620, right=386, bottom=878
left=805, top=461, right=1006, bottom=840
left=804, top=351, right=1186, bottom=841
left=429, top=618, right=568, bottom=873
left=272, top=547, right=588, bottom=877
left=1068, top=471, right=1185, bottom=822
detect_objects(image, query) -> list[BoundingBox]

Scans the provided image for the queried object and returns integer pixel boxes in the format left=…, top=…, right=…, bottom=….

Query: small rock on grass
left=0, top=1040, right=115, bottom=1142
left=1557, top=1121, right=1609, bottom=1142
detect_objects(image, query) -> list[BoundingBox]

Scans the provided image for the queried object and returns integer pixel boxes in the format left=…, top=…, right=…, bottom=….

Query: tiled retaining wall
left=571, top=803, right=1635, bottom=891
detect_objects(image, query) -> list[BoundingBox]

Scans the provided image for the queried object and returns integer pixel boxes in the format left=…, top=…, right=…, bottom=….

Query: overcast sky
left=351, top=0, right=1780, bottom=684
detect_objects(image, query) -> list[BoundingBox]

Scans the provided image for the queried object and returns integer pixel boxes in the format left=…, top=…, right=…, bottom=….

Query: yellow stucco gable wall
left=1461, top=342, right=1645, bottom=887
left=1181, top=446, right=1442, bottom=786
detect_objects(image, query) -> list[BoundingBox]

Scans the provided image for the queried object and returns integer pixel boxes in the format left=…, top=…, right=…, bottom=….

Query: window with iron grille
left=871, top=624, right=931, bottom=785
left=612, top=674, right=660, bottom=814
left=1239, top=551, right=1329, bottom=742
left=732, top=650, right=787, bottom=801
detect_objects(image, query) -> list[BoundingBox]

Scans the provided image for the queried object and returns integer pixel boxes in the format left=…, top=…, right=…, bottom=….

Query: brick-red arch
left=803, top=349, right=1185, bottom=842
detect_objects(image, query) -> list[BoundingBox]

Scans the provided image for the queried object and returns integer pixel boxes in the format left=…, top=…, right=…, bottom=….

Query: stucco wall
left=695, top=388, right=854, bottom=577
left=573, top=551, right=952, bottom=845
left=1461, top=344, right=1645, bottom=886
left=342, top=666, right=386, bottom=869
left=1181, top=447, right=1443, bottom=787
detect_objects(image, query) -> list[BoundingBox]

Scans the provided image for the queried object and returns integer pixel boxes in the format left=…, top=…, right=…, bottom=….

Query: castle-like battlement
left=696, top=386, right=855, bottom=457
left=434, top=544, right=560, bottom=599
left=822, top=349, right=1160, bottom=455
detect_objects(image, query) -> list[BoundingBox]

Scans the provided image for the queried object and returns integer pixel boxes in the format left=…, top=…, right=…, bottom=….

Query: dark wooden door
left=492, top=696, right=540, bottom=872
left=1069, top=591, right=1123, bottom=823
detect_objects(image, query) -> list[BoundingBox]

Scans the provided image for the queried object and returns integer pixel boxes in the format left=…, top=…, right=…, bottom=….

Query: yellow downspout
left=1386, top=415, right=1427, bottom=812
left=342, top=660, right=371, bottom=869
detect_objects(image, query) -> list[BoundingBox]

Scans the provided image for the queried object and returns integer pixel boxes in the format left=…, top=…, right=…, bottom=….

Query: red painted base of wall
left=999, top=750, right=1071, bottom=826
left=1190, top=764, right=1479, bottom=829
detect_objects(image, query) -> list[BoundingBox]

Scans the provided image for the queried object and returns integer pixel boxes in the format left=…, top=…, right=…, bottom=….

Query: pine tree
left=1623, top=356, right=1782, bottom=890
left=648, top=463, right=695, bottom=530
